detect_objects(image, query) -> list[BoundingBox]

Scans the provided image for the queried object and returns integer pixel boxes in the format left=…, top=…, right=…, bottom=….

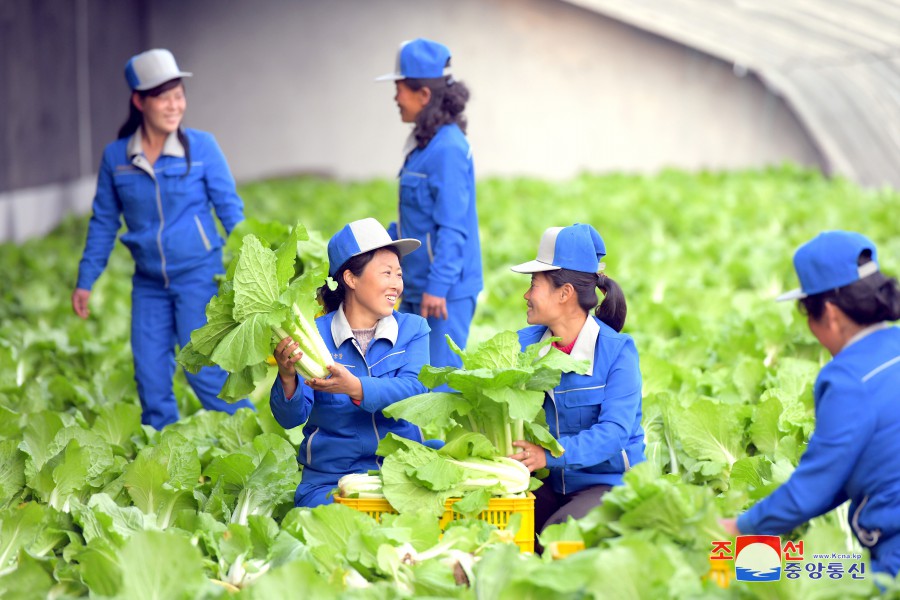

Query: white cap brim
left=775, top=288, right=807, bottom=302
left=375, top=72, right=404, bottom=82
left=510, top=260, right=561, bottom=274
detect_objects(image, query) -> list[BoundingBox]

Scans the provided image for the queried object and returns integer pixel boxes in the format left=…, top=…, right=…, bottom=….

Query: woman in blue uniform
left=507, top=224, right=646, bottom=538
left=72, top=49, right=253, bottom=429
left=722, top=231, right=900, bottom=577
left=377, top=38, right=483, bottom=371
left=270, top=218, right=431, bottom=507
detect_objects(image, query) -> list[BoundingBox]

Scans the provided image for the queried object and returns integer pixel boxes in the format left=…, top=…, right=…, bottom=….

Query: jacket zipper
left=426, top=233, right=434, bottom=262
left=351, top=339, right=382, bottom=467
left=132, top=155, right=169, bottom=288
left=194, top=215, right=212, bottom=251
left=306, top=427, right=320, bottom=465
left=548, top=389, right=565, bottom=495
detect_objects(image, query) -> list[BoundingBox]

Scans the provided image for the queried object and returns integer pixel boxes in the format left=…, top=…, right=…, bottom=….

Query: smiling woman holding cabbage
left=270, top=218, right=431, bottom=508
left=508, top=224, right=646, bottom=544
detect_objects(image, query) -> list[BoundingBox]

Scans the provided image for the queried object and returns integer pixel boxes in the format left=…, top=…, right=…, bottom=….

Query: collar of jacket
left=127, top=128, right=185, bottom=160
left=536, top=315, right=599, bottom=373
left=330, top=303, right=399, bottom=349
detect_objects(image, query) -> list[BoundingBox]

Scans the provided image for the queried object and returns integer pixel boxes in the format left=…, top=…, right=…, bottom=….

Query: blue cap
left=510, top=224, right=607, bottom=274
left=375, top=38, right=452, bottom=81
left=327, top=218, right=420, bottom=277
left=777, top=231, right=879, bottom=301
left=125, top=49, right=191, bottom=91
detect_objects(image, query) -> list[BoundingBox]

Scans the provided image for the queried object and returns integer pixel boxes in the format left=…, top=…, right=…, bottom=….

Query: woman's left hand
left=305, top=362, right=364, bottom=401
left=510, top=440, right=546, bottom=472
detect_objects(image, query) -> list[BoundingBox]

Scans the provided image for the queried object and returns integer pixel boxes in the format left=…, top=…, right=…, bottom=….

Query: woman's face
left=524, top=272, right=561, bottom=326
left=345, top=249, right=404, bottom=321
left=394, top=81, right=430, bottom=123
left=135, top=84, right=186, bottom=136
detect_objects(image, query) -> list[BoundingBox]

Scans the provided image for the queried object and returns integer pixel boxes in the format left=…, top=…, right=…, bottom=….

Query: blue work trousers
left=131, top=261, right=254, bottom=429
left=400, top=297, right=476, bottom=370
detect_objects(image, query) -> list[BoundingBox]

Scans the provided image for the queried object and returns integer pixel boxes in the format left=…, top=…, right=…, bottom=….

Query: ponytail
left=404, top=67, right=470, bottom=149
left=595, top=273, right=627, bottom=333
left=546, top=269, right=628, bottom=332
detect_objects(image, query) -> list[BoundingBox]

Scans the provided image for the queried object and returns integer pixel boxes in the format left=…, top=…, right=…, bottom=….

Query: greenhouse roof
left=566, top=0, right=900, bottom=189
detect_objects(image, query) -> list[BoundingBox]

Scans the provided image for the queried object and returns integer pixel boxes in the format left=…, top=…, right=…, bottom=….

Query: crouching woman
left=270, top=218, right=429, bottom=507
left=508, top=223, right=646, bottom=539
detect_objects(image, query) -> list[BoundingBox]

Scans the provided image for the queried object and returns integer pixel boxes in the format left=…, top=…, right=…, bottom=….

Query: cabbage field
left=2, top=166, right=900, bottom=598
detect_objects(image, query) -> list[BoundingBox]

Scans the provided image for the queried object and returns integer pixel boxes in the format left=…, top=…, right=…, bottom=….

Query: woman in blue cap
left=722, top=231, right=900, bottom=577
left=72, top=49, right=253, bottom=429
left=270, top=218, right=432, bottom=507
left=377, top=38, right=483, bottom=375
left=507, top=224, right=646, bottom=541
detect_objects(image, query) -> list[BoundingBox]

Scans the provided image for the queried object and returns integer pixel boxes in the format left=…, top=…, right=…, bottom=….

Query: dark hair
left=404, top=65, right=469, bottom=149
left=117, top=78, right=191, bottom=176
left=545, top=268, right=628, bottom=332
left=798, top=250, right=900, bottom=324
left=319, top=246, right=402, bottom=313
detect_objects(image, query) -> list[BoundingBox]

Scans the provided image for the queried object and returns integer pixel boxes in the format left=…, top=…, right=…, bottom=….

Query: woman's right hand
left=274, top=336, right=303, bottom=396
left=72, top=288, right=91, bottom=319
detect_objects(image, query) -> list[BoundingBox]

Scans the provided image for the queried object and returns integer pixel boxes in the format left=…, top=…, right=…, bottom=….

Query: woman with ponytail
left=723, top=231, right=900, bottom=577
left=72, top=49, right=253, bottom=428
left=377, top=39, right=483, bottom=378
left=508, top=223, right=645, bottom=541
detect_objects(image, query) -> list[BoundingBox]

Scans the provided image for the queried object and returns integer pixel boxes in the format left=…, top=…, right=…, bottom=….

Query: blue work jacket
left=77, top=128, right=244, bottom=289
left=739, top=324, right=900, bottom=560
left=388, top=123, right=483, bottom=302
left=270, top=306, right=430, bottom=486
left=518, top=315, right=646, bottom=494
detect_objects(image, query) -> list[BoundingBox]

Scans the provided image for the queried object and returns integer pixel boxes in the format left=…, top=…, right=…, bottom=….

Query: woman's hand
left=719, top=518, right=741, bottom=537
left=274, top=336, right=303, bottom=397
left=72, top=288, right=91, bottom=319
left=305, top=362, right=364, bottom=401
left=510, top=440, right=546, bottom=473
left=420, top=293, right=448, bottom=320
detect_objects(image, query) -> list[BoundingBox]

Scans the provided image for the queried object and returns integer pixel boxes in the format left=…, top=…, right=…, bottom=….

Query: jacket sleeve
left=545, top=338, right=642, bottom=470
left=358, top=317, right=430, bottom=412
left=424, top=141, right=474, bottom=298
left=202, top=133, right=244, bottom=236
left=269, top=374, right=315, bottom=430
left=76, top=150, right=122, bottom=291
left=737, top=366, right=873, bottom=535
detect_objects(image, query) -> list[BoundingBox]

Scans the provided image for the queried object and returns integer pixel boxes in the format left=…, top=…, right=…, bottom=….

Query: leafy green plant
left=178, top=223, right=334, bottom=400
left=384, top=331, right=588, bottom=457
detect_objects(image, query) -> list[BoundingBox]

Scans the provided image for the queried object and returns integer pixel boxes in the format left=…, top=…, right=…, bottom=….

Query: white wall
left=148, top=0, right=823, bottom=182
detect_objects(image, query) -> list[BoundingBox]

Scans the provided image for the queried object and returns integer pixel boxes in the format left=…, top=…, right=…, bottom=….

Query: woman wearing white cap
left=722, top=231, right=900, bottom=577
left=377, top=38, right=483, bottom=378
left=71, top=49, right=253, bottom=429
left=508, top=224, right=646, bottom=543
left=271, top=218, right=432, bottom=508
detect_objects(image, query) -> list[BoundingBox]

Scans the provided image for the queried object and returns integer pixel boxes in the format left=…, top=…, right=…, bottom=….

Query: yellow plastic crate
left=334, top=493, right=535, bottom=553
left=704, top=557, right=732, bottom=588
left=547, top=540, right=585, bottom=560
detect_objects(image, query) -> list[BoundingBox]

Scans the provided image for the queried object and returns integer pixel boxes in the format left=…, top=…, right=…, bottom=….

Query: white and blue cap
left=511, top=224, right=607, bottom=274
left=777, top=230, right=879, bottom=301
left=327, top=218, right=420, bottom=277
left=375, top=38, right=452, bottom=81
left=125, top=49, right=192, bottom=92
